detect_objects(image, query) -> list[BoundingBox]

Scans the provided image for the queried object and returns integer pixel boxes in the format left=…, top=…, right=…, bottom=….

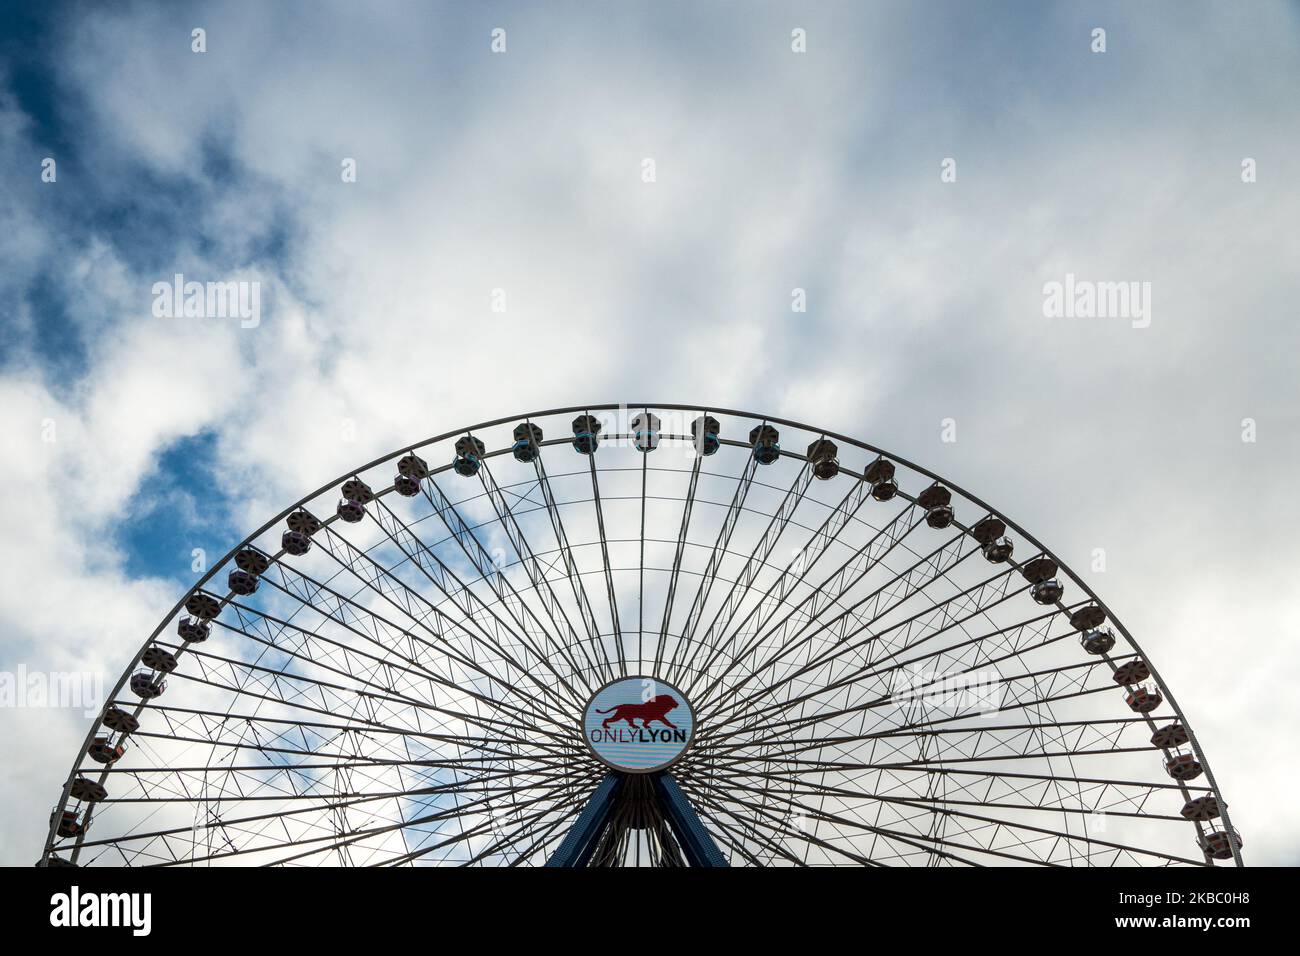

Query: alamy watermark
left=1043, top=273, right=1151, bottom=329
left=50, top=887, right=151, bottom=936
left=152, top=273, right=261, bottom=328
left=889, top=663, right=1004, bottom=716
left=0, top=665, right=103, bottom=717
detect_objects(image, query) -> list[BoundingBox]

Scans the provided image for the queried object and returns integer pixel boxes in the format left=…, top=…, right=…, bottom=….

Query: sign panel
left=581, top=676, right=695, bottom=773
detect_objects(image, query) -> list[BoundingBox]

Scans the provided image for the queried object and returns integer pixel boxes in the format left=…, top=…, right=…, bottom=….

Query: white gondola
left=1021, top=556, right=1058, bottom=583
left=184, top=592, right=221, bottom=620
left=1030, top=579, right=1064, bottom=604
left=871, top=478, right=898, bottom=501
left=87, top=736, right=125, bottom=765
left=70, top=776, right=108, bottom=802
left=925, top=504, right=955, bottom=528
left=337, top=497, right=365, bottom=522
left=452, top=435, right=486, bottom=475
left=177, top=616, right=211, bottom=642
left=1080, top=627, right=1116, bottom=655
left=51, top=809, right=85, bottom=838
left=341, top=478, right=375, bottom=503
left=235, top=548, right=270, bottom=575
left=512, top=423, right=543, bottom=463
left=916, top=484, right=951, bottom=511
left=970, top=515, right=1005, bottom=545
left=1112, top=659, right=1151, bottom=685
left=130, top=671, right=166, bottom=700
left=572, top=416, right=601, bottom=455
left=1125, top=683, right=1162, bottom=714
left=1069, top=604, right=1106, bottom=631
left=102, top=707, right=139, bottom=734
left=141, top=646, right=177, bottom=673
left=287, top=509, right=322, bottom=535
left=632, top=412, right=661, bottom=452
left=1181, top=795, right=1221, bottom=822
left=1199, top=828, right=1242, bottom=861
left=863, top=457, right=895, bottom=485
left=282, top=529, right=311, bottom=555
left=228, top=568, right=259, bottom=596
left=807, top=439, right=838, bottom=480
left=750, top=424, right=780, bottom=464
left=1150, top=722, right=1189, bottom=749
left=982, top=536, right=1014, bottom=562
left=397, top=453, right=430, bottom=479
left=691, top=416, right=720, bottom=457
left=1165, top=751, right=1203, bottom=781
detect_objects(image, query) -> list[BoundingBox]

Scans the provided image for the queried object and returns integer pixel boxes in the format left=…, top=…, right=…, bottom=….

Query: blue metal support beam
left=545, top=773, right=623, bottom=867
left=653, top=772, right=729, bottom=867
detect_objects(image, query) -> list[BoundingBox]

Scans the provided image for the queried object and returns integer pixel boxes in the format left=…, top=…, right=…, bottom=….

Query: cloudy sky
left=1, top=0, right=1297, bottom=865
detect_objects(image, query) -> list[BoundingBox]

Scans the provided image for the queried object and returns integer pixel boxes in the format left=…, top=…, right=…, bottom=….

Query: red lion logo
left=597, top=694, right=680, bottom=730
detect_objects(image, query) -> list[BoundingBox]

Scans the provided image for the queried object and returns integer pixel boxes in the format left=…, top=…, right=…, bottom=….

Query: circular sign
left=581, top=676, right=695, bottom=773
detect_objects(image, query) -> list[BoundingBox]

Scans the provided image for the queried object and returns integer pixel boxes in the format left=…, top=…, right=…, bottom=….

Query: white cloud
left=2, top=2, right=1297, bottom=864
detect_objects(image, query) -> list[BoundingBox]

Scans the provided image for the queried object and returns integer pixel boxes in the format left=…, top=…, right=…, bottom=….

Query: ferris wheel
left=40, top=404, right=1242, bottom=866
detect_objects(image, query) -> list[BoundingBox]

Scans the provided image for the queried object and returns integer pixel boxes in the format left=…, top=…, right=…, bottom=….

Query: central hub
left=581, top=676, right=695, bottom=774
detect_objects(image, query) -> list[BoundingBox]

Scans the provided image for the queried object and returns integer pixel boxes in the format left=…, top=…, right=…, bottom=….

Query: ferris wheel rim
left=42, top=402, right=1243, bottom=866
